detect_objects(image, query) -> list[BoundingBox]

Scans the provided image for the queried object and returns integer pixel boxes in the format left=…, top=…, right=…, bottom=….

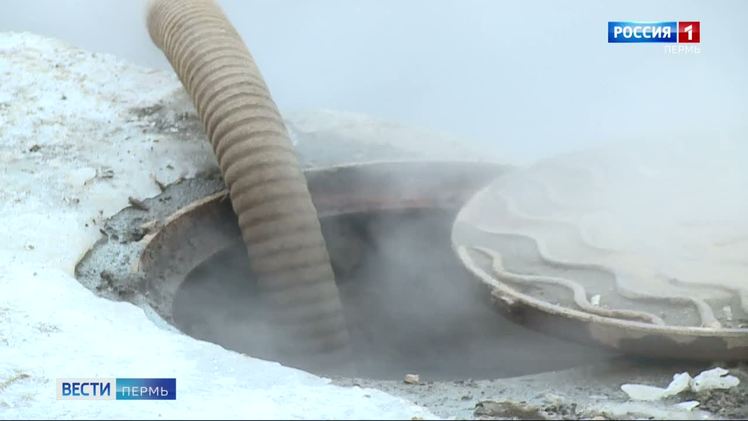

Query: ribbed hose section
left=147, top=0, right=350, bottom=356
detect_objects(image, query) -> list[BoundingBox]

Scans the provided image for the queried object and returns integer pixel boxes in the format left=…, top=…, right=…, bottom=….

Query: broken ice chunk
left=621, top=372, right=692, bottom=401
left=620, top=384, right=669, bottom=401
left=690, top=367, right=740, bottom=393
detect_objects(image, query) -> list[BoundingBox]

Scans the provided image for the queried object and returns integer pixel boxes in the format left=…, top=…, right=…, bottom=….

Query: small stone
left=404, top=374, right=420, bottom=385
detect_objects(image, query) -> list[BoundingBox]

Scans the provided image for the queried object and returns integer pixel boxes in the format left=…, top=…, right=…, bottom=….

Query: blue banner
left=608, top=21, right=678, bottom=43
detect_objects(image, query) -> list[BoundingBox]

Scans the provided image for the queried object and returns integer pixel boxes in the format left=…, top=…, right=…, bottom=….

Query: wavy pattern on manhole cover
left=452, top=141, right=748, bottom=359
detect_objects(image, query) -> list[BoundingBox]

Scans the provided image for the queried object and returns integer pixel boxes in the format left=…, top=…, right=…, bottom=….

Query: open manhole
left=76, top=161, right=615, bottom=380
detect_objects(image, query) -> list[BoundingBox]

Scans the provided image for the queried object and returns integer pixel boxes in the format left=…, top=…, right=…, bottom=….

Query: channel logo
left=608, top=21, right=700, bottom=43
left=57, top=378, right=176, bottom=400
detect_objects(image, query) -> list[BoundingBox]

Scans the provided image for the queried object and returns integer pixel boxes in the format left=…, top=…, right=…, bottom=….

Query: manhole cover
left=453, top=145, right=748, bottom=360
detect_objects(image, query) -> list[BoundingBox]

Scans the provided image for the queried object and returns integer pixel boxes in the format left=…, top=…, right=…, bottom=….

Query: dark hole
left=172, top=208, right=614, bottom=380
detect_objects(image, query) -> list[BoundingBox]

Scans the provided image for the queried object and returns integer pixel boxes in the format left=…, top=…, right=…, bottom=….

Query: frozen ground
left=0, top=32, right=446, bottom=419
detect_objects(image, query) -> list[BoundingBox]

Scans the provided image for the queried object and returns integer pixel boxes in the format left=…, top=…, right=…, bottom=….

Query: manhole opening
left=172, top=206, right=613, bottom=380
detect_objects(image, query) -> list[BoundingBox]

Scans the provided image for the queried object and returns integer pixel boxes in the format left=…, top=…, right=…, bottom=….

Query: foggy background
left=2, top=0, right=746, bottom=164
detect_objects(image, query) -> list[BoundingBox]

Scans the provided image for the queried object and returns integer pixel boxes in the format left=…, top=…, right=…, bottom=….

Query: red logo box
left=678, top=21, right=700, bottom=43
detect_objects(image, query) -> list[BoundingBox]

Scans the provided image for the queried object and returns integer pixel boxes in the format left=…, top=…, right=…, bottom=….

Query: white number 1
left=685, top=24, right=693, bottom=41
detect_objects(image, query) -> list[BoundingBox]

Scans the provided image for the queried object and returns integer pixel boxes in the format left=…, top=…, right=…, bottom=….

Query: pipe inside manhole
left=82, top=162, right=616, bottom=380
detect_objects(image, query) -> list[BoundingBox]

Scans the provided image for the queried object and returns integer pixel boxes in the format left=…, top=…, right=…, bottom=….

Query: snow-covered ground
left=0, top=32, right=441, bottom=419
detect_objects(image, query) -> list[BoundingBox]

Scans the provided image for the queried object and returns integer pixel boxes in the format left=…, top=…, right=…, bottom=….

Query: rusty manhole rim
left=130, top=160, right=508, bottom=326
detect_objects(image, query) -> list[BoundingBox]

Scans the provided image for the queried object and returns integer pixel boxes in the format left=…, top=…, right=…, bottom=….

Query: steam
left=2, top=1, right=746, bottom=165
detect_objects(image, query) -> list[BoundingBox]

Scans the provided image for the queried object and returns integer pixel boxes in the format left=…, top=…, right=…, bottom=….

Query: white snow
left=0, top=32, right=436, bottom=419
